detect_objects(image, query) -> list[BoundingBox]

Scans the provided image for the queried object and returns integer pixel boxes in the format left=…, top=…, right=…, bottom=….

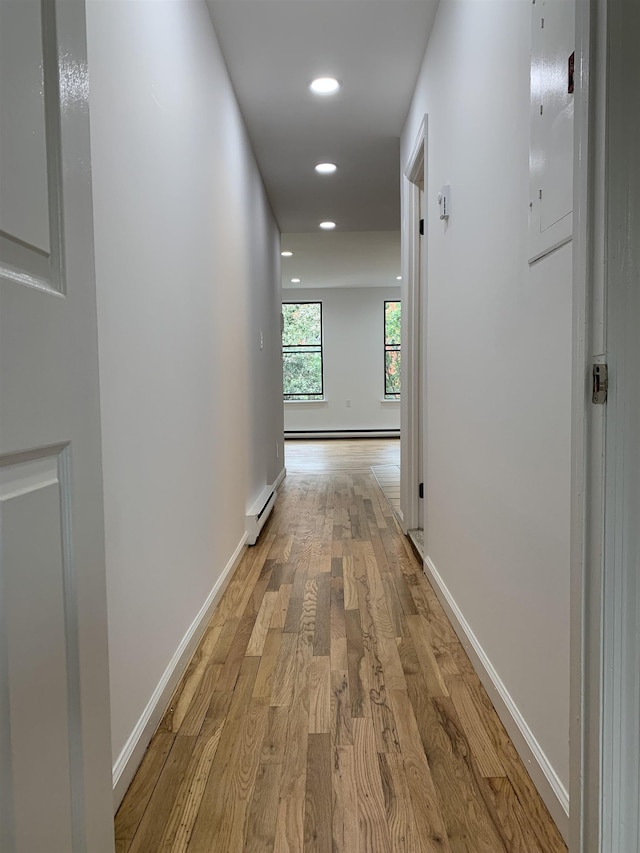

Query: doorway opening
left=400, top=115, right=428, bottom=559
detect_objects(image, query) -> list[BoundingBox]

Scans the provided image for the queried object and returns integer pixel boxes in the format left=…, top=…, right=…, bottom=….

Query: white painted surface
left=569, top=0, right=606, bottom=847
left=206, top=0, right=438, bottom=232
left=529, top=0, right=575, bottom=261
left=85, top=0, right=282, bottom=781
left=403, top=0, right=572, bottom=822
left=283, top=287, right=401, bottom=433
left=0, top=2, right=114, bottom=849
left=0, top=0, right=49, bottom=254
left=280, top=231, right=400, bottom=291
left=600, top=2, right=640, bottom=848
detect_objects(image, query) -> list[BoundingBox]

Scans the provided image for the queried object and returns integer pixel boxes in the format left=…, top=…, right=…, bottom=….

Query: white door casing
left=0, top=1, right=114, bottom=850
left=569, top=0, right=608, bottom=849
left=599, top=1, right=640, bottom=848
left=400, top=114, right=428, bottom=536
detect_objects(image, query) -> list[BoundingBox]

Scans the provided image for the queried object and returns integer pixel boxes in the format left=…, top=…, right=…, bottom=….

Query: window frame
left=384, top=299, right=401, bottom=400
left=282, top=300, right=324, bottom=401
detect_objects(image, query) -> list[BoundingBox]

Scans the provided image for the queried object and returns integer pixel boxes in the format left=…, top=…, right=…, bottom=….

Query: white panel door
left=0, top=1, right=114, bottom=851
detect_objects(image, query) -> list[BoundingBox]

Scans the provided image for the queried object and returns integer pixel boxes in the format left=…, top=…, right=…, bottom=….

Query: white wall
left=283, top=286, right=401, bottom=433
left=402, top=0, right=571, bottom=828
left=86, top=0, right=283, bottom=788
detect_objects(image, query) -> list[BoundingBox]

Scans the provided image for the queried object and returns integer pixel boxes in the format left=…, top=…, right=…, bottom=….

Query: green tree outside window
left=384, top=300, right=401, bottom=399
left=282, top=302, right=323, bottom=400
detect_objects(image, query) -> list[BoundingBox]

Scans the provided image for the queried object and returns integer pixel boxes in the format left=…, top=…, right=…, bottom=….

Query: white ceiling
left=206, top=0, right=439, bottom=285
left=280, top=231, right=400, bottom=289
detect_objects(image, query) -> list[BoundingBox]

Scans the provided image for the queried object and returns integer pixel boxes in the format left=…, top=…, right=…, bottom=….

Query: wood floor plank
left=187, top=697, right=269, bottom=852
left=157, top=728, right=224, bottom=852
left=406, top=675, right=508, bottom=853
left=260, top=705, right=290, bottom=764
left=271, top=584, right=293, bottom=630
left=406, top=614, right=450, bottom=699
left=280, top=684, right=310, bottom=799
left=352, top=717, right=392, bottom=853
left=330, top=576, right=346, bottom=641
left=377, top=636, right=407, bottom=692
left=447, top=676, right=505, bottom=779
left=270, top=632, right=298, bottom=707
left=253, top=627, right=283, bottom=699
left=356, top=565, right=401, bottom=753
left=246, top=591, right=279, bottom=656
left=378, top=752, right=419, bottom=853
left=330, top=668, right=353, bottom=746
left=308, top=655, right=331, bottom=734
left=115, top=731, right=175, bottom=845
left=274, top=797, right=305, bottom=853
left=381, top=574, right=408, bottom=638
left=299, top=577, right=318, bottom=647
left=128, top=736, right=197, bottom=853
left=389, top=689, right=453, bottom=853
left=161, top=625, right=223, bottom=733
left=313, top=573, right=331, bottom=656
left=216, top=611, right=259, bottom=694
left=331, top=745, right=358, bottom=853
left=202, top=657, right=260, bottom=776
left=199, top=687, right=232, bottom=742
left=304, top=733, right=332, bottom=853
left=116, top=440, right=566, bottom=853
left=342, top=555, right=358, bottom=610
left=178, top=663, right=223, bottom=736
left=480, top=776, right=547, bottom=853
left=244, top=762, right=283, bottom=853
left=345, top=608, right=368, bottom=718
left=360, top=540, right=396, bottom=639
left=452, top=673, right=567, bottom=853
left=330, top=635, right=348, bottom=671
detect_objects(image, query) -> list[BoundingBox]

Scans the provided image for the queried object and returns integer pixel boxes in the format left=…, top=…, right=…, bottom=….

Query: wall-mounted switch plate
left=438, top=184, right=451, bottom=220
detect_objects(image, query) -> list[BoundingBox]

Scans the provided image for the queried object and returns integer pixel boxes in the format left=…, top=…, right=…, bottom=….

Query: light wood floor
left=115, top=439, right=566, bottom=853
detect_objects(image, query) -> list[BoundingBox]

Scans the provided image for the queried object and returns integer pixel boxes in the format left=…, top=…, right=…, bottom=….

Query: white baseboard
left=424, top=554, right=570, bottom=842
left=112, top=532, right=248, bottom=809
left=285, top=430, right=400, bottom=439
left=273, top=466, right=286, bottom=490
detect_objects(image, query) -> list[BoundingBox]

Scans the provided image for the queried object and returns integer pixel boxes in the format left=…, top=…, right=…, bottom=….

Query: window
left=384, top=300, right=401, bottom=399
left=282, top=302, right=324, bottom=400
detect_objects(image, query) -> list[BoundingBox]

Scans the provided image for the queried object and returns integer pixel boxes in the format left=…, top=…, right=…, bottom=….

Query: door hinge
left=419, top=482, right=424, bottom=499
left=419, top=219, right=424, bottom=235
left=592, top=363, right=608, bottom=404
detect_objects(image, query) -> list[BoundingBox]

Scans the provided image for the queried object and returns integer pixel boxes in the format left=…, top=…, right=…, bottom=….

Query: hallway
left=114, top=440, right=566, bottom=853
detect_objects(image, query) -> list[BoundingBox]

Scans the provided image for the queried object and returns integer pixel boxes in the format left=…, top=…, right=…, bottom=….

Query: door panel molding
left=0, top=0, right=114, bottom=848
left=0, top=0, right=65, bottom=295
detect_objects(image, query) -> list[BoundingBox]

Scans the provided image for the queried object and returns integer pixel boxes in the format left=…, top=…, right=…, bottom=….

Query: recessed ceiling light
left=281, top=251, right=293, bottom=257
left=396, top=276, right=402, bottom=280
left=315, top=162, right=337, bottom=175
left=309, top=77, right=341, bottom=96
left=291, top=278, right=301, bottom=283
left=319, top=221, right=336, bottom=230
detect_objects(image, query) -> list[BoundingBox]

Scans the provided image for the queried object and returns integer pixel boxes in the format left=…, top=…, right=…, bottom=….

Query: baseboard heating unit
left=285, top=429, right=400, bottom=440
left=245, top=485, right=277, bottom=545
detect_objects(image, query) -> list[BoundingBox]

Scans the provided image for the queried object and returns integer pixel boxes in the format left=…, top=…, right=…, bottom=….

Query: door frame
left=400, top=114, right=428, bottom=535
left=569, top=0, right=620, bottom=849
left=592, top=1, right=640, bottom=849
